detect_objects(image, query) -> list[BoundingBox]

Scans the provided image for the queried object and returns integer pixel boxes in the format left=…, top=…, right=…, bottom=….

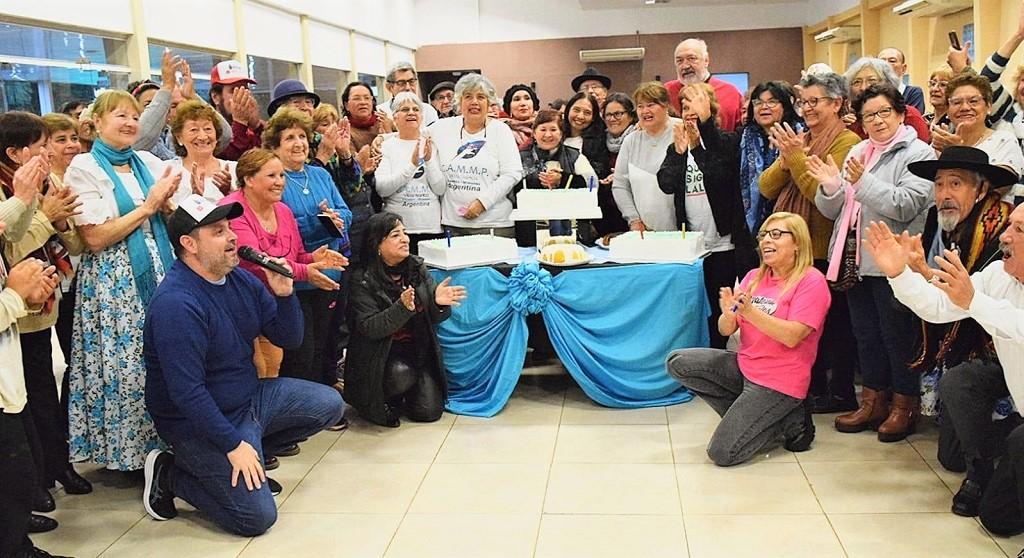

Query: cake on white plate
left=538, top=236, right=591, bottom=266
left=608, top=231, right=707, bottom=264
left=418, top=234, right=520, bottom=270
left=510, top=188, right=603, bottom=221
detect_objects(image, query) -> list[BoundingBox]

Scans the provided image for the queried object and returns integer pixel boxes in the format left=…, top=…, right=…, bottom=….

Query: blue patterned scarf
left=90, top=138, right=175, bottom=306
left=739, top=125, right=778, bottom=233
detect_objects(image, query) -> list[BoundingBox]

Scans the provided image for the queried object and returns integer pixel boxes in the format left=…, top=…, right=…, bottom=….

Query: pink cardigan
left=219, top=190, right=314, bottom=285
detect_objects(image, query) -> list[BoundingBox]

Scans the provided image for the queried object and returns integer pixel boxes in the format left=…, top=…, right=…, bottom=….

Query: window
left=0, top=22, right=130, bottom=113
left=247, top=56, right=297, bottom=116
left=358, top=73, right=383, bottom=99
left=712, top=73, right=749, bottom=96
left=313, top=66, right=347, bottom=109
left=148, top=44, right=229, bottom=102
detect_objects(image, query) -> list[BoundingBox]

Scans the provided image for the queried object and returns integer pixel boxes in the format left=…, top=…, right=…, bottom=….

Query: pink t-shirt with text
left=736, top=267, right=831, bottom=399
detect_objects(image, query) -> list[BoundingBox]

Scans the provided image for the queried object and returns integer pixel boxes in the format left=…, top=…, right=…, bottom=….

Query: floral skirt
left=68, top=237, right=166, bottom=470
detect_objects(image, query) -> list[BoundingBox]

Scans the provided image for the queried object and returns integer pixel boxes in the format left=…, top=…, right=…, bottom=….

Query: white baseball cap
left=211, top=60, right=256, bottom=86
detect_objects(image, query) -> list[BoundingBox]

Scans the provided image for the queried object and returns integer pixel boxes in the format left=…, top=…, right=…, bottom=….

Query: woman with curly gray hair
left=428, top=73, right=523, bottom=237
left=844, top=57, right=930, bottom=142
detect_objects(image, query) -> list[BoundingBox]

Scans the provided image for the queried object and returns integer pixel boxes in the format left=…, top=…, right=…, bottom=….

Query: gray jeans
left=667, top=348, right=804, bottom=466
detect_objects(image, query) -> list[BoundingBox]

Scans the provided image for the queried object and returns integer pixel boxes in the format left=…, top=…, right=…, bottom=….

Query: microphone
left=237, top=246, right=294, bottom=279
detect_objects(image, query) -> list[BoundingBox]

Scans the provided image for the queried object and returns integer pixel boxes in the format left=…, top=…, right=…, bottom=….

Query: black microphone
left=238, top=246, right=294, bottom=279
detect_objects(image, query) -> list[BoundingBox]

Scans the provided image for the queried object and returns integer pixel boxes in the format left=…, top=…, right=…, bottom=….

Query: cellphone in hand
left=949, top=31, right=961, bottom=50
left=317, top=213, right=344, bottom=238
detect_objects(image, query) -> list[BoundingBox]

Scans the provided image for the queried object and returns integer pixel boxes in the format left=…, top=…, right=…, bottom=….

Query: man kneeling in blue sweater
left=142, top=194, right=344, bottom=536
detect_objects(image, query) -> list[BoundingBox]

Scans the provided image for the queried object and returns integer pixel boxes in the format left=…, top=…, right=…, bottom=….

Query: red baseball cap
left=211, top=60, right=256, bottom=86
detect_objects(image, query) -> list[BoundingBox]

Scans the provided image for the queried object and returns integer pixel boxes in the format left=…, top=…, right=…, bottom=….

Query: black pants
left=939, top=359, right=1009, bottom=481
left=702, top=250, right=740, bottom=350
left=384, top=344, right=443, bottom=422
left=809, top=260, right=857, bottom=400
left=56, top=285, right=75, bottom=438
left=19, top=329, right=69, bottom=485
left=846, top=276, right=918, bottom=395
left=280, top=289, right=336, bottom=386
left=0, top=411, right=36, bottom=557
left=979, top=423, right=1024, bottom=536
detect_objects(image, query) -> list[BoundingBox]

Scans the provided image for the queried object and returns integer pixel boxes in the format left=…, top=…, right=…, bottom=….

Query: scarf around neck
left=739, top=125, right=778, bottom=232
left=348, top=111, right=379, bottom=130
left=606, top=124, right=637, bottom=153
left=90, top=138, right=175, bottom=306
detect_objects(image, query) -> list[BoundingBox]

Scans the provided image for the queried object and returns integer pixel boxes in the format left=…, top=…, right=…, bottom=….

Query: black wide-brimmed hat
left=570, top=67, right=612, bottom=92
left=908, top=145, right=1019, bottom=188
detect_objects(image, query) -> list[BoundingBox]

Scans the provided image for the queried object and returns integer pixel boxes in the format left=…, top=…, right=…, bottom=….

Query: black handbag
left=828, top=226, right=859, bottom=292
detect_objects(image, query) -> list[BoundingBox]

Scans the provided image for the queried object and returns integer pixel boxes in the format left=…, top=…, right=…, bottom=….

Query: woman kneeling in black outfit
left=346, top=212, right=467, bottom=426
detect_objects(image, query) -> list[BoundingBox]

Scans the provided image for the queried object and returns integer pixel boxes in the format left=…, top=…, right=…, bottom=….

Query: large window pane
left=0, top=22, right=128, bottom=66
left=313, top=66, right=346, bottom=109
left=357, top=73, right=382, bottom=99
left=148, top=44, right=228, bottom=77
left=247, top=56, right=297, bottom=116
left=1, top=62, right=128, bottom=113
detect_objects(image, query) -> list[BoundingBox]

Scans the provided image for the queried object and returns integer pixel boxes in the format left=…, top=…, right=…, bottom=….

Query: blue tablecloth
left=430, top=250, right=710, bottom=417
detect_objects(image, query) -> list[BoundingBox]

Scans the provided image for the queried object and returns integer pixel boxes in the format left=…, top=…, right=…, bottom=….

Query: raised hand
left=307, top=263, right=340, bottom=290
left=931, top=123, right=963, bottom=153
left=672, top=120, right=689, bottom=155
left=681, top=84, right=712, bottom=123
left=932, top=249, right=975, bottom=309
left=318, top=200, right=345, bottom=232
left=336, top=117, right=353, bottom=160
left=311, top=244, right=348, bottom=269
left=805, top=154, right=842, bottom=194
left=190, top=162, right=206, bottom=196
left=179, top=59, right=196, bottom=100
left=40, top=185, right=82, bottom=230
left=863, top=220, right=910, bottom=278
left=947, top=40, right=972, bottom=72
left=316, top=123, right=341, bottom=164
left=768, top=122, right=806, bottom=162
left=5, top=258, right=58, bottom=305
left=844, top=156, right=866, bottom=185
left=144, top=167, right=182, bottom=215
left=900, top=231, right=932, bottom=278
left=212, top=163, right=232, bottom=195
left=159, top=49, right=182, bottom=91
left=376, top=110, right=395, bottom=134
left=12, top=152, right=50, bottom=204
left=434, top=276, right=467, bottom=306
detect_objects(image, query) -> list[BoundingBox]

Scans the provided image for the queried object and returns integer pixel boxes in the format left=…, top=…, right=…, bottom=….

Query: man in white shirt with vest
left=865, top=204, right=1024, bottom=536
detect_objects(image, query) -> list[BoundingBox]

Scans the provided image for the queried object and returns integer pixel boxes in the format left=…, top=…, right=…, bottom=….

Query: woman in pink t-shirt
left=667, top=212, right=831, bottom=466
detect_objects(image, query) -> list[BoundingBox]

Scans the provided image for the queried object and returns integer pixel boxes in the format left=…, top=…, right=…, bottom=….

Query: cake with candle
left=608, top=231, right=707, bottom=264
left=510, top=187, right=603, bottom=220
left=418, top=234, right=520, bottom=269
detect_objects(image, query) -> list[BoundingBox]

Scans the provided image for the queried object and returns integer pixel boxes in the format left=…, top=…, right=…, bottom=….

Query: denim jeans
left=169, top=378, right=344, bottom=536
left=845, top=276, right=918, bottom=395
left=667, top=348, right=804, bottom=466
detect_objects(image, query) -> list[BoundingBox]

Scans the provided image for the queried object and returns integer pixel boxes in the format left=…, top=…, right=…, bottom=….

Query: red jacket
left=665, top=76, right=743, bottom=132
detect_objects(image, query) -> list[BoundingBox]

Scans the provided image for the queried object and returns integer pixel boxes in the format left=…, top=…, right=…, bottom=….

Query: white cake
left=418, top=234, right=520, bottom=270
left=510, top=188, right=603, bottom=220
left=608, top=231, right=707, bottom=264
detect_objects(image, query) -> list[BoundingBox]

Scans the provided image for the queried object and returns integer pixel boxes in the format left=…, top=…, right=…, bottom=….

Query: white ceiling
left=578, top=0, right=798, bottom=8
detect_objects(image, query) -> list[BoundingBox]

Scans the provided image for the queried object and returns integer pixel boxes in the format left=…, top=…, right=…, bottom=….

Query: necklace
left=460, top=119, right=488, bottom=140
left=286, top=167, right=310, bottom=195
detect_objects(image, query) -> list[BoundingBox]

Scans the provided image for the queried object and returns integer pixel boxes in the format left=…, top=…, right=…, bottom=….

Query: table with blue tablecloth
left=429, top=246, right=710, bottom=417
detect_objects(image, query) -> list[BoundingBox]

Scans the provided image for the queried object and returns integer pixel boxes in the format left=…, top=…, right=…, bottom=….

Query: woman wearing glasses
left=594, top=92, right=636, bottom=235
left=931, top=74, right=1024, bottom=201
left=923, top=68, right=953, bottom=129
left=666, top=212, right=830, bottom=466
left=759, top=72, right=861, bottom=414
left=808, top=83, right=935, bottom=441
left=739, top=81, right=800, bottom=233
left=844, top=58, right=930, bottom=142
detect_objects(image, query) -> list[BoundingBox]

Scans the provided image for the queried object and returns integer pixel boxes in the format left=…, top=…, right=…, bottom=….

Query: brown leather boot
left=834, top=387, right=890, bottom=433
left=877, top=393, right=920, bottom=442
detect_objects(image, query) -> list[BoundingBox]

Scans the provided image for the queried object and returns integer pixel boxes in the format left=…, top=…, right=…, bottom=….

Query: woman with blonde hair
left=666, top=212, right=831, bottom=466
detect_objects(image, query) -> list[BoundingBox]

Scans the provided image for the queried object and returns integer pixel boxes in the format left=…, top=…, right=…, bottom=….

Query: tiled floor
left=35, top=376, right=1024, bottom=558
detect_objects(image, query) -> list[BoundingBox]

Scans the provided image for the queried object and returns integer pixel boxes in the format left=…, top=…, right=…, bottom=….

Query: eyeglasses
left=604, top=110, right=628, bottom=120
left=850, top=77, right=881, bottom=88
left=948, top=95, right=986, bottom=108
left=433, top=92, right=454, bottom=101
left=757, top=229, right=795, bottom=241
left=388, top=78, right=418, bottom=87
left=752, top=99, right=781, bottom=109
left=795, top=97, right=833, bottom=109
left=861, top=106, right=895, bottom=123
left=928, top=79, right=949, bottom=89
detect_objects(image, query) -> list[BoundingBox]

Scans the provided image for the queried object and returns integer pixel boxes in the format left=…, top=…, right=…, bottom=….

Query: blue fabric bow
left=507, top=262, right=553, bottom=315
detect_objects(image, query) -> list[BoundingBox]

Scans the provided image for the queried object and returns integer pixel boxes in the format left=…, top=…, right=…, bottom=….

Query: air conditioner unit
left=814, top=27, right=861, bottom=44
left=892, top=0, right=971, bottom=17
left=579, top=47, right=646, bottom=63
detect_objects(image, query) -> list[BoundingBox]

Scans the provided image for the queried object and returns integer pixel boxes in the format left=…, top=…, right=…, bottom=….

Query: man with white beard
left=867, top=145, right=1022, bottom=532
left=663, top=38, right=743, bottom=131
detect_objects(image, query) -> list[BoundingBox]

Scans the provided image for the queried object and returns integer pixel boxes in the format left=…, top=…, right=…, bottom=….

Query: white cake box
left=418, top=234, right=520, bottom=270
left=510, top=188, right=603, bottom=220
left=608, top=231, right=708, bottom=264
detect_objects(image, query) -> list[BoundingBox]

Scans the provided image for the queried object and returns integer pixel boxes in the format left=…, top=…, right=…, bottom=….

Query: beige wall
left=415, top=28, right=805, bottom=105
